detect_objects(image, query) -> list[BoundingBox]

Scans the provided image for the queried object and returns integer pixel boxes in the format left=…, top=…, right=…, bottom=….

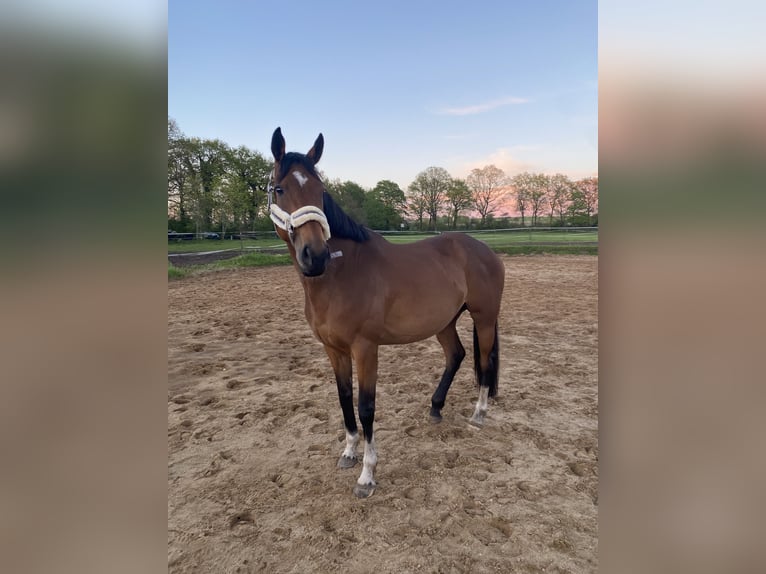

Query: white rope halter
left=269, top=203, right=331, bottom=241
left=267, top=169, right=331, bottom=242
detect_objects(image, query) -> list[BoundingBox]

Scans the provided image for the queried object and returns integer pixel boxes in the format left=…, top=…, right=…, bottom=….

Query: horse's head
left=270, top=127, right=331, bottom=277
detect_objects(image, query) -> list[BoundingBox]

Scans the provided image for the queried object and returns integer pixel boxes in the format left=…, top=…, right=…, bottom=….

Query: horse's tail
left=473, top=322, right=499, bottom=398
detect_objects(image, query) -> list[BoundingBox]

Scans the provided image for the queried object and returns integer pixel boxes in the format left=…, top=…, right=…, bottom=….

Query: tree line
left=406, top=165, right=598, bottom=230
left=168, top=119, right=407, bottom=235
left=168, top=119, right=597, bottom=234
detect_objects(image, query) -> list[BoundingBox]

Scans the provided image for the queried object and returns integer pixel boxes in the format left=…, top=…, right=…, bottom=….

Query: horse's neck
left=299, top=235, right=379, bottom=296
left=334, top=232, right=386, bottom=265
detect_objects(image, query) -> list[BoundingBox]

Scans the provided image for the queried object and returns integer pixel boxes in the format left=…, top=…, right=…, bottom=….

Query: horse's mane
left=278, top=152, right=370, bottom=243
left=322, top=191, right=370, bottom=242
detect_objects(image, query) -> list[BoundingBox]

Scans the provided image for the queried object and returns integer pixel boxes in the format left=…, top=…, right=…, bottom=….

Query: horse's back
left=387, top=232, right=504, bottom=306
left=434, top=233, right=505, bottom=315
left=384, top=232, right=504, bottom=286
left=428, top=233, right=504, bottom=284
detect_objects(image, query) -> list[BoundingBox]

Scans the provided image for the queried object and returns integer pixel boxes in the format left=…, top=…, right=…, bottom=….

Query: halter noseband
left=267, top=169, right=331, bottom=242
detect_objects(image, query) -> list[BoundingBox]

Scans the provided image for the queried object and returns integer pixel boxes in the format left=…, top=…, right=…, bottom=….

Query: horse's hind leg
left=325, top=346, right=359, bottom=469
left=470, top=318, right=500, bottom=427
left=430, top=314, right=466, bottom=422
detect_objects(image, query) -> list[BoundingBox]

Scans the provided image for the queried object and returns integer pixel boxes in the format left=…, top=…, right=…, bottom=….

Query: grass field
left=168, top=228, right=597, bottom=279
left=167, top=238, right=284, bottom=253
left=170, top=229, right=597, bottom=252
left=383, top=229, right=598, bottom=245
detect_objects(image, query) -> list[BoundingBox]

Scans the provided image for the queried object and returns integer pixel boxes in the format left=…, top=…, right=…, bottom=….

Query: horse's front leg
left=325, top=346, right=359, bottom=469
left=351, top=339, right=378, bottom=498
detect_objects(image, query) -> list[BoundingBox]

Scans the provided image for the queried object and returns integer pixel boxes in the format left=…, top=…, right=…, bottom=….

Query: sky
left=168, top=1, right=597, bottom=191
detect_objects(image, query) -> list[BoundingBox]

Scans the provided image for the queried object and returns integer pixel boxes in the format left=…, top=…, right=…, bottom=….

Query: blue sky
left=169, top=1, right=597, bottom=190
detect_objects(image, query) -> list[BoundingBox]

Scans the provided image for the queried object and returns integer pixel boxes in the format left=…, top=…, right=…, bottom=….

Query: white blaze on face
left=292, top=170, right=308, bottom=187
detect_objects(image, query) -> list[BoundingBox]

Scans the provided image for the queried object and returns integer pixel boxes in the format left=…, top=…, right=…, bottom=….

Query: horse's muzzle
left=298, top=244, right=330, bottom=277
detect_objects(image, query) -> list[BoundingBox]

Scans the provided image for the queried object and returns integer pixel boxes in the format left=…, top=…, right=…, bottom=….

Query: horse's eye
left=275, top=186, right=284, bottom=195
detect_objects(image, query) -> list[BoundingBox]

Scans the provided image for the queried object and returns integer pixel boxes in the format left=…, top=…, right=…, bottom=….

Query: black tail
left=473, top=322, right=500, bottom=398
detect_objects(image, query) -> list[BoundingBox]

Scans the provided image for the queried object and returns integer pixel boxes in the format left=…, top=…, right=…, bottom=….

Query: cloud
left=453, top=145, right=596, bottom=181
left=434, top=96, right=530, bottom=116
left=457, top=147, right=536, bottom=177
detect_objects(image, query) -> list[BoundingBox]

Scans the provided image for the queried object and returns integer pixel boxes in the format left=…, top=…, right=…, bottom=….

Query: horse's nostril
left=301, top=245, right=312, bottom=263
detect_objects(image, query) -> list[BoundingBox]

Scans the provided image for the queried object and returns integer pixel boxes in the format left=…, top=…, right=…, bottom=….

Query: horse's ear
left=271, top=127, right=285, bottom=162
left=307, top=133, right=323, bottom=164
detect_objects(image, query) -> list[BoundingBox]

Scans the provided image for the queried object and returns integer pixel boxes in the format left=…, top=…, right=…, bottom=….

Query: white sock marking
left=472, top=386, right=489, bottom=419
left=357, top=438, right=377, bottom=486
left=292, top=170, right=308, bottom=187
left=342, top=431, right=359, bottom=459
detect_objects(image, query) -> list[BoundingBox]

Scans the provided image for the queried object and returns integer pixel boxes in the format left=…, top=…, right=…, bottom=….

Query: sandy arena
left=168, top=254, right=598, bottom=573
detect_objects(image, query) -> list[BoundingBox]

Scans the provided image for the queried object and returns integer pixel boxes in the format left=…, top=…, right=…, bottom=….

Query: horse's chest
left=305, top=303, right=355, bottom=348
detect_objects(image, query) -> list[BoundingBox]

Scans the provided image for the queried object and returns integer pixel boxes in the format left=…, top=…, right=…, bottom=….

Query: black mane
left=322, top=191, right=370, bottom=242
left=277, top=152, right=369, bottom=243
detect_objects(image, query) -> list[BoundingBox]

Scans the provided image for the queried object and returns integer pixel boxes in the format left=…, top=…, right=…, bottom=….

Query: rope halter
left=269, top=203, right=331, bottom=242
left=267, top=169, right=331, bottom=242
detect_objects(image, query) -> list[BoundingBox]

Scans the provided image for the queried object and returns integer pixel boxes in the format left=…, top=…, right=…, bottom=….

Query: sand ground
left=168, top=255, right=598, bottom=573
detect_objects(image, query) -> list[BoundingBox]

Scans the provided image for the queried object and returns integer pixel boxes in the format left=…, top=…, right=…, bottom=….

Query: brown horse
left=268, top=128, right=505, bottom=497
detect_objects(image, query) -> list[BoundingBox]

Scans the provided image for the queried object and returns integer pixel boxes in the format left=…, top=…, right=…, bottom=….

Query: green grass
left=382, top=230, right=598, bottom=255
left=167, top=238, right=284, bottom=253
left=168, top=252, right=292, bottom=280
left=168, top=263, right=189, bottom=280
left=168, top=228, right=596, bottom=280
left=209, top=252, right=292, bottom=269
left=494, top=244, right=598, bottom=256
left=385, top=229, right=598, bottom=251
left=169, top=229, right=597, bottom=252
left=470, top=230, right=598, bottom=245
left=383, top=229, right=597, bottom=247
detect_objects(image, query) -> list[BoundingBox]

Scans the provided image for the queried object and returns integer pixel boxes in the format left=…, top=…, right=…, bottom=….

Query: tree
left=526, top=173, right=549, bottom=226
left=406, top=187, right=428, bottom=230
left=168, top=117, right=182, bottom=142
left=369, top=180, right=406, bottom=229
left=362, top=196, right=391, bottom=229
left=577, top=177, right=598, bottom=224
left=325, top=179, right=367, bottom=224
left=467, top=165, right=508, bottom=228
left=168, top=118, right=191, bottom=226
left=511, top=172, right=535, bottom=226
left=168, top=120, right=284, bottom=235
left=372, top=180, right=406, bottom=214
left=216, top=175, right=247, bottom=237
left=547, top=173, right=574, bottom=225
left=408, top=167, right=451, bottom=231
left=445, top=178, right=473, bottom=230
left=183, top=138, right=228, bottom=231
left=568, top=188, right=588, bottom=225
left=224, top=145, right=271, bottom=229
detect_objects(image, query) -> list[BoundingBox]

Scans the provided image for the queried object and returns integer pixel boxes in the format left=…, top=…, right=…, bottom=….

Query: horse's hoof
left=429, top=408, right=443, bottom=423
left=468, top=412, right=485, bottom=428
left=353, top=483, right=376, bottom=498
left=337, top=455, right=358, bottom=469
